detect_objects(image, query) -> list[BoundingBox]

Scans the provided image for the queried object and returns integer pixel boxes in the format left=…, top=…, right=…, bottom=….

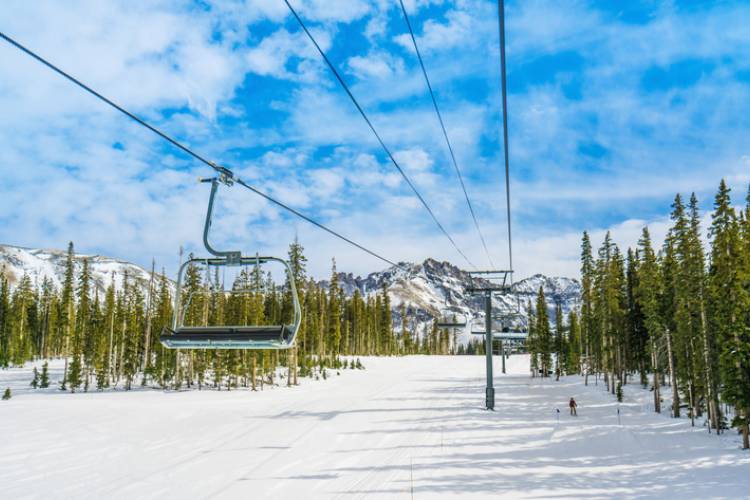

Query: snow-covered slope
left=0, top=244, right=155, bottom=296
left=1, top=355, right=747, bottom=499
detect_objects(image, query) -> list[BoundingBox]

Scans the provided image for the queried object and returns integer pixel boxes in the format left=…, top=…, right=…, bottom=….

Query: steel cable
left=0, top=31, right=406, bottom=271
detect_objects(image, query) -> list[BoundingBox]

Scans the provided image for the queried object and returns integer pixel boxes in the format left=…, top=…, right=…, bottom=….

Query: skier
left=569, top=397, right=577, bottom=416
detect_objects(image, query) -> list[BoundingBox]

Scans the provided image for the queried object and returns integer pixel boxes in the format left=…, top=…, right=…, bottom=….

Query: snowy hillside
left=0, top=244, right=156, bottom=296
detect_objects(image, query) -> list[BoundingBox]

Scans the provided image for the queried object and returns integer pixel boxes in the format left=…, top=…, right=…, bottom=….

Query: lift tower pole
left=484, top=289, right=494, bottom=410
left=468, top=270, right=513, bottom=410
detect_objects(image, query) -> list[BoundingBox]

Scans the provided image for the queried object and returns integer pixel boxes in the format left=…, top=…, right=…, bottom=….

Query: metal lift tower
left=467, top=270, right=514, bottom=410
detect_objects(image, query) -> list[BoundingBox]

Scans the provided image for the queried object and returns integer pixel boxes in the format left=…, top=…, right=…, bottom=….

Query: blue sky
left=1, top=0, right=749, bottom=280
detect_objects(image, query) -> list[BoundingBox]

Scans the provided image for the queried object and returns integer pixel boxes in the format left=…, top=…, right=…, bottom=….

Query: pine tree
left=708, top=180, right=750, bottom=447
left=67, top=260, right=85, bottom=393
left=399, top=303, right=411, bottom=354
left=573, top=181, right=750, bottom=440
left=380, top=282, right=393, bottom=355
left=140, top=259, right=157, bottom=385
left=580, top=232, right=595, bottom=384
left=736, top=184, right=750, bottom=443
left=122, top=274, right=145, bottom=390
left=593, top=232, right=626, bottom=393
left=328, top=259, right=341, bottom=356
left=9, top=274, right=35, bottom=365
left=288, top=236, right=308, bottom=289
left=73, top=258, right=92, bottom=391
left=526, top=300, right=538, bottom=376
left=97, top=279, right=116, bottom=390
left=428, top=320, right=439, bottom=355
left=680, top=194, right=714, bottom=427
left=31, top=367, right=40, bottom=388
left=636, top=227, right=663, bottom=413
left=566, top=310, right=581, bottom=374
left=38, top=276, right=56, bottom=359
left=59, top=242, right=76, bottom=390
left=0, top=270, right=10, bottom=367
left=553, top=302, right=566, bottom=380
left=670, top=193, right=704, bottom=423
left=626, top=248, right=648, bottom=386
left=284, top=239, right=307, bottom=359
left=2, top=388, right=10, bottom=400
left=40, top=361, right=50, bottom=388
left=535, top=287, right=552, bottom=376
left=661, top=215, right=681, bottom=417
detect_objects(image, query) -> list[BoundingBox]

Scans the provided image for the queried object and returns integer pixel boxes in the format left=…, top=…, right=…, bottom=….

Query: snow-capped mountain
left=0, top=244, right=156, bottom=296
left=0, top=245, right=581, bottom=343
left=322, top=258, right=581, bottom=343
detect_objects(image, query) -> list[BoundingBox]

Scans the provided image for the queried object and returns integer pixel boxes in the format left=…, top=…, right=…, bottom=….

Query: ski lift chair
left=436, top=313, right=467, bottom=329
left=160, top=177, right=301, bottom=350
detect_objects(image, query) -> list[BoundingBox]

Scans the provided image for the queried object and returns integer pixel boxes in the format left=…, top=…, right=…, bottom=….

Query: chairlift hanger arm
left=201, top=178, right=241, bottom=264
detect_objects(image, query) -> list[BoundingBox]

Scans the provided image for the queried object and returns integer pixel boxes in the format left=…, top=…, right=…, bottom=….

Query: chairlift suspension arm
left=201, top=178, right=241, bottom=264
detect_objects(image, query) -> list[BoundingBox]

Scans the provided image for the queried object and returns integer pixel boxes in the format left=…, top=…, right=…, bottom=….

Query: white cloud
left=308, top=169, right=345, bottom=199
left=394, top=9, right=475, bottom=53
left=347, top=52, right=405, bottom=79
left=0, top=3, right=253, bottom=122
left=393, top=148, right=433, bottom=171
left=292, top=0, right=372, bottom=23
left=508, top=0, right=602, bottom=54
left=245, top=27, right=332, bottom=82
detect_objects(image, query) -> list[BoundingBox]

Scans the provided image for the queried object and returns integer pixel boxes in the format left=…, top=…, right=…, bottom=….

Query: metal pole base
left=486, top=387, right=495, bottom=410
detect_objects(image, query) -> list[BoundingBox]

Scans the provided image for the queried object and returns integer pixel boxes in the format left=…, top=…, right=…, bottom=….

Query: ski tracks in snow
left=3, top=356, right=750, bottom=499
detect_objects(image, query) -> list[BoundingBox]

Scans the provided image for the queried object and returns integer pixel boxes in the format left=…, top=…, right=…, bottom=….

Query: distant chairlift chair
left=159, top=176, right=301, bottom=350
left=436, top=315, right=468, bottom=330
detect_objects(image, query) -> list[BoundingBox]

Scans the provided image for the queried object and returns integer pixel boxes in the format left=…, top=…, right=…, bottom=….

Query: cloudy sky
left=1, top=0, right=749, bottom=280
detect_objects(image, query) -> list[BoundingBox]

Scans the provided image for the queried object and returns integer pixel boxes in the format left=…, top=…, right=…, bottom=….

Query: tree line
left=526, top=180, right=750, bottom=449
left=0, top=238, right=459, bottom=393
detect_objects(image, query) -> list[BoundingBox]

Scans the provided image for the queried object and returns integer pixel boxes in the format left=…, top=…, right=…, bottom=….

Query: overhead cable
left=283, top=0, right=477, bottom=270
left=0, top=31, right=405, bottom=271
left=398, top=0, right=495, bottom=269
left=497, top=0, right=514, bottom=281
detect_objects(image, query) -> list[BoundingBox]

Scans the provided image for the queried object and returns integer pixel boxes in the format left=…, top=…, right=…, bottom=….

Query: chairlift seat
left=158, top=178, right=302, bottom=351
left=160, top=324, right=296, bottom=349
left=437, top=322, right=467, bottom=328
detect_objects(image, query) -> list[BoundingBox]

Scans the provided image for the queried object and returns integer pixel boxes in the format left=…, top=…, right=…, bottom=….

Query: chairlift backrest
left=436, top=310, right=468, bottom=329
